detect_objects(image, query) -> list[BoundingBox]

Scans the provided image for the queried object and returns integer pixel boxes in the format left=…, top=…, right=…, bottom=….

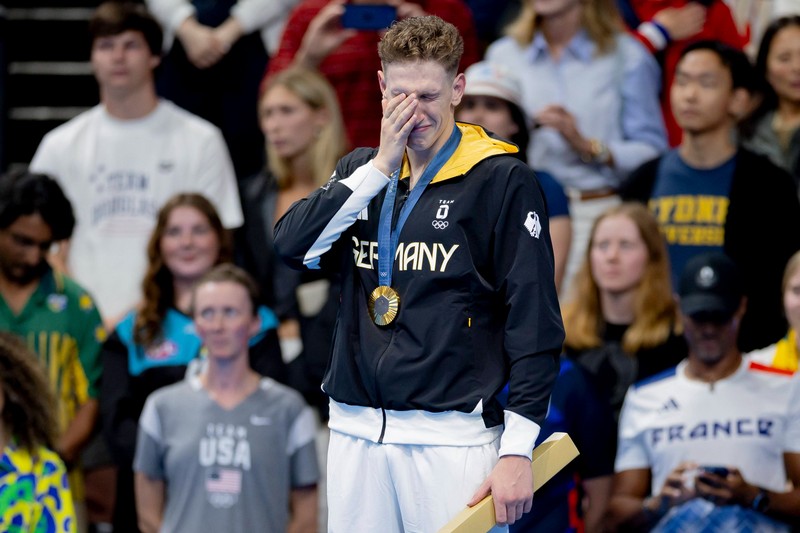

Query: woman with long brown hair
left=517, top=203, right=685, bottom=532
left=100, top=193, right=284, bottom=533
left=562, top=202, right=687, bottom=419
left=742, top=15, right=800, bottom=202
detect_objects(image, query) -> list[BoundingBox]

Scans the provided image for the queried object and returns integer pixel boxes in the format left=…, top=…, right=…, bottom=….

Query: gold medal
left=368, top=286, right=400, bottom=326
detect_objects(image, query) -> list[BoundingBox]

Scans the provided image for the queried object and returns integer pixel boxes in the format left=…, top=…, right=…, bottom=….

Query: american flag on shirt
left=205, top=467, right=242, bottom=494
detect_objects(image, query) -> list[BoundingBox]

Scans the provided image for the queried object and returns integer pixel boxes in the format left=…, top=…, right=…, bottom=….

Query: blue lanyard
left=376, top=125, right=462, bottom=287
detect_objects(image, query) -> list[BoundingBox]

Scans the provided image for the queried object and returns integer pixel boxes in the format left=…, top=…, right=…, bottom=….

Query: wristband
left=580, top=139, right=610, bottom=165
left=651, top=21, right=672, bottom=43
left=637, top=21, right=669, bottom=51
left=642, top=495, right=670, bottom=522
left=751, top=490, right=770, bottom=513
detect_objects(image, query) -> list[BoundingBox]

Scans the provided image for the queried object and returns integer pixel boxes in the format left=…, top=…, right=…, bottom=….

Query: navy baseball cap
left=678, top=252, right=743, bottom=320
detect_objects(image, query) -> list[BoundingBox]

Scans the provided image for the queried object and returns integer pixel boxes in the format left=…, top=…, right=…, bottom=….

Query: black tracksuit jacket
left=274, top=124, right=564, bottom=435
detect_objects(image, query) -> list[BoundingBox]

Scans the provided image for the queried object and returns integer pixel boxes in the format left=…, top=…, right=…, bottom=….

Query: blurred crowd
left=1, top=0, right=799, bottom=532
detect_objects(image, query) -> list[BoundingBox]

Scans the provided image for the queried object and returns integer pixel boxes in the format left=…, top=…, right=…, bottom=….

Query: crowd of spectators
left=1, top=0, right=800, bottom=532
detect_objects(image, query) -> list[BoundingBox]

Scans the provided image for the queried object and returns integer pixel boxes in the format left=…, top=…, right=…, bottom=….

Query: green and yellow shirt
left=0, top=269, right=104, bottom=428
left=0, top=268, right=105, bottom=500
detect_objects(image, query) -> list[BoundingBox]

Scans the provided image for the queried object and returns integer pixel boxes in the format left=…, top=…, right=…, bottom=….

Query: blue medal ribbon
left=376, top=125, right=462, bottom=287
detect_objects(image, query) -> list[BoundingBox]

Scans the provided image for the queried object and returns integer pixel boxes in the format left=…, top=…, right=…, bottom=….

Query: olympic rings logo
left=431, top=220, right=449, bottom=230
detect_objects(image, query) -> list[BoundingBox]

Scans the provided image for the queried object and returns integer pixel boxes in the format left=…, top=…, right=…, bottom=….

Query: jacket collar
left=398, top=122, right=518, bottom=185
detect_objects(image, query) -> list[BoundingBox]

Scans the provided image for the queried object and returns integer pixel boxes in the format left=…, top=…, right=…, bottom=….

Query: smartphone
left=341, top=4, right=397, bottom=31
left=697, top=466, right=729, bottom=488
left=700, top=466, right=730, bottom=477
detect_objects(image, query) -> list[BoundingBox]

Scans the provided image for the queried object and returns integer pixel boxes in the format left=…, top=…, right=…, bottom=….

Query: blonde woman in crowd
left=485, top=0, right=667, bottom=295
left=562, top=202, right=686, bottom=422
left=237, top=66, right=347, bottom=419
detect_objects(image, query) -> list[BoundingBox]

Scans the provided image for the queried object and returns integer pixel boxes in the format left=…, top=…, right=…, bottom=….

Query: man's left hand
left=467, top=455, right=533, bottom=526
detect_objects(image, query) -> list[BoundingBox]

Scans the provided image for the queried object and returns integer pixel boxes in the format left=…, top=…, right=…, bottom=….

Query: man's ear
left=150, top=54, right=161, bottom=70
left=378, top=70, right=387, bottom=95
left=451, top=72, right=466, bottom=108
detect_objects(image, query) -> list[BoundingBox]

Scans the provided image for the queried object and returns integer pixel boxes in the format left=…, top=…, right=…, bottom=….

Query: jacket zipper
left=373, top=329, right=395, bottom=444
left=378, top=407, right=387, bottom=443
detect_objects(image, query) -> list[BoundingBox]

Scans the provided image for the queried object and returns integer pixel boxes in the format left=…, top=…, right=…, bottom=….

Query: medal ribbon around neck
left=368, top=125, right=462, bottom=326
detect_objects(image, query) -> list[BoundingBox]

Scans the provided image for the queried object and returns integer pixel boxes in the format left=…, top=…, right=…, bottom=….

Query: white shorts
left=327, top=431, right=508, bottom=533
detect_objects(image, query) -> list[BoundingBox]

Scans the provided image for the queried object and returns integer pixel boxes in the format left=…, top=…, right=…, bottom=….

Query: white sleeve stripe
left=302, top=161, right=390, bottom=268
left=287, top=407, right=317, bottom=456
left=638, top=22, right=668, bottom=51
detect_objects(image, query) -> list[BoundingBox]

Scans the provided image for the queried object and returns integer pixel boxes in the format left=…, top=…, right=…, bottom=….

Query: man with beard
left=0, top=170, right=104, bottom=502
left=607, top=252, right=800, bottom=532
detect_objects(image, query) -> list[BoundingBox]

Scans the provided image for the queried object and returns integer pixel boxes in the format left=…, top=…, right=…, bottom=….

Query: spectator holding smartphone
left=607, top=253, right=800, bottom=532
left=265, top=0, right=480, bottom=149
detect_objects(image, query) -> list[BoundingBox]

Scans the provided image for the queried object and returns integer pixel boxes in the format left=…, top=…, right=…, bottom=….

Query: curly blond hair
left=378, top=15, right=464, bottom=75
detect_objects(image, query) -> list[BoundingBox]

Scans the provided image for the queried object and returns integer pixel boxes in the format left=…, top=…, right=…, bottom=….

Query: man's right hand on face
left=373, top=92, right=419, bottom=176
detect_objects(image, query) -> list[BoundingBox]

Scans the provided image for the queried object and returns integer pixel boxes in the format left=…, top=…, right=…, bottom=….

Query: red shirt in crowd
left=630, top=0, right=745, bottom=146
left=266, top=0, right=479, bottom=150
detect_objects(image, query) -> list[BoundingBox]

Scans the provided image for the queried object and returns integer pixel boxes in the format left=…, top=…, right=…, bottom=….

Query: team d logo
left=433, top=200, right=453, bottom=230
left=525, top=211, right=541, bottom=238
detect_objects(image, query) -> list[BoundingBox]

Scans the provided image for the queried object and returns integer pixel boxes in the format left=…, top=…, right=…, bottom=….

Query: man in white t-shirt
left=30, top=1, right=243, bottom=326
left=607, top=252, right=800, bottom=532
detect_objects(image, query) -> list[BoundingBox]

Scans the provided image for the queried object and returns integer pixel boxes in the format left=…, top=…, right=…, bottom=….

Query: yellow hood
left=398, top=122, right=519, bottom=185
